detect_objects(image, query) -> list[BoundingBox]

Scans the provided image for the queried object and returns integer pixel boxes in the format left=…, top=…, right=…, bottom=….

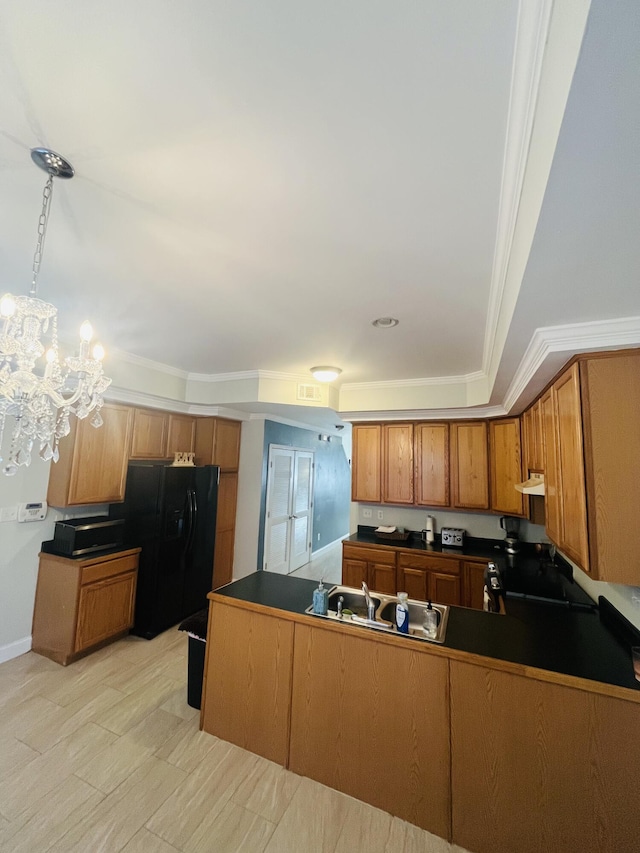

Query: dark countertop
left=212, top=570, right=640, bottom=693
left=345, top=527, right=595, bottom=608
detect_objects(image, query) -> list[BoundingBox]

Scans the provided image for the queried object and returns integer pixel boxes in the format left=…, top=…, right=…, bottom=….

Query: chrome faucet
left=361, top=581, right=376, bottom=621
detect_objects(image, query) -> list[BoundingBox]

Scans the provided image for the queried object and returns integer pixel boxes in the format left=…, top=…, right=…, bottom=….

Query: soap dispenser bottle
left=312, top=580, right=329, bottom=615
left=395, top=592, right=410, bottom=633
left=423, top=600, right=438, bottom=638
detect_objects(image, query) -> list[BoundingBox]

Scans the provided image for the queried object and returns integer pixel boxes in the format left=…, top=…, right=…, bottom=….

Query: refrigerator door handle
left=185, top=488, right=197, bottom=555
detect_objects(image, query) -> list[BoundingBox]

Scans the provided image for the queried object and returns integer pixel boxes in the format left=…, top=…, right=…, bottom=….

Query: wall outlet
left=362, top=508, right=372, bottom=518
left=377, top=510, right=384, bottom=520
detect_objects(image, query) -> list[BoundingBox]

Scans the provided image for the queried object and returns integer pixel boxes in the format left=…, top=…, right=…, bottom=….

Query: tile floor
left=0, top=567, right=472, bottom=852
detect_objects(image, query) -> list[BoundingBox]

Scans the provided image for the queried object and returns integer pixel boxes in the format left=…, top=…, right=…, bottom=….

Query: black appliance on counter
left=49, top=516, right=125, bottom=557
left=110, top=462, right=219, bottom=639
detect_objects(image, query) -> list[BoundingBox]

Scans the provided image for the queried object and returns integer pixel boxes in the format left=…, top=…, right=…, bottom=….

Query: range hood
left=515, top=473, right=545, bottom=496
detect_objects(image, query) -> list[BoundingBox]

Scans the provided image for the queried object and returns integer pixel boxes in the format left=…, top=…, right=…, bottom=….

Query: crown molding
left=503, top=315, right=640, bottom=411
left=104, top=385, right=249, bottom=419
left=482, top=0, right=555, bottom=378
left=342, top=370, right=485, bottom=392
left=108, top=347, right=190, bottom=379
left=186, top=368, right=314, bottom=384
left=340, top=405, right=507, bottom=423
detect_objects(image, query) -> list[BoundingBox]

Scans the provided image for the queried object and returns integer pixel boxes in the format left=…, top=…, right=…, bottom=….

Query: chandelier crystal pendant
left=0, top=148, right=111, bottom=476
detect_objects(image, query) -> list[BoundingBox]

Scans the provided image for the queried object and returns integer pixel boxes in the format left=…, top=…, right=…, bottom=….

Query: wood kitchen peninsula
left=200, top=572, right=640, bottom=853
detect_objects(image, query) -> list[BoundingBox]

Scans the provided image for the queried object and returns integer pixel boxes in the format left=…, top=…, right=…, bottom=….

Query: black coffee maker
left=500, top=516, right=521, bottom=554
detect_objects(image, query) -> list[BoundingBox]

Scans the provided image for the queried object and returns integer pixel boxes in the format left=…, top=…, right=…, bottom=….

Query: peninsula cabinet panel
left=290, top=623, right=451, bottom=837
left=47, top=402, right=133, bottom=507
left=129, top=408, right=167, bottom=459
left=212, top=471, right=238, bottom=589
left=450, top=421, right=489, bottom=510
left=382, top=422, right=414, bottom=504
left=351, top=423, right=382, bottom=502
left=488, top=418, right=525, bottom=516
left=166, top=414, right=196, bottom=457
left=200, top=601, right=294, bottom=766
left=450, top=660, right=640, bottom=853
left=414, top=422, right=450, bottom=506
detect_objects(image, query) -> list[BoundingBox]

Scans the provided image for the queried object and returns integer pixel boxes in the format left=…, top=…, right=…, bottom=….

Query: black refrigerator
left=110, top=462, right=220, bottom=639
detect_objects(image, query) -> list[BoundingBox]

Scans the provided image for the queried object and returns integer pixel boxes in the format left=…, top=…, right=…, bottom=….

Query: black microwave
left=50, top=516, right=125, bottom=557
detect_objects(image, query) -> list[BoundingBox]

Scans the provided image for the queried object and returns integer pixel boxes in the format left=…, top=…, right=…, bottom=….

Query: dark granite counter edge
left=212, top=572, right=640, bottom=695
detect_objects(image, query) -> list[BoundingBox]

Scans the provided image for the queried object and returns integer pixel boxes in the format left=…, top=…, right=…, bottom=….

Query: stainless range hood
left=515, top=473, right=545, bottom=496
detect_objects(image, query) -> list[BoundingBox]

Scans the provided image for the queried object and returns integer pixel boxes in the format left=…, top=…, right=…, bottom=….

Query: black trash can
left=178, top=609, right=209, bottom=710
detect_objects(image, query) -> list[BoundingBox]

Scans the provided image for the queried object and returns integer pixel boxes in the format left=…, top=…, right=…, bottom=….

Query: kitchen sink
left=305, top=585, right=449, bottom=644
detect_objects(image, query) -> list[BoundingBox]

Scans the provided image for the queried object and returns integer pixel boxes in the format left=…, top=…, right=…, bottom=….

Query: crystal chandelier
left=0, top=148, right=111, bottom=476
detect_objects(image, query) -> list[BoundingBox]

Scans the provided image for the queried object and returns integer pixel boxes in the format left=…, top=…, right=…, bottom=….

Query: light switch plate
left=0, top=506, right=18, bottom=523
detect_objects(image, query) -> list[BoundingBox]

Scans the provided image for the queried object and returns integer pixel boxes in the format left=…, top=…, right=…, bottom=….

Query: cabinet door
left=451, top=422, right=489, bottom=510
left=166, top=415, right=196, bottom=457
left=343, top=559, right=368, bottom=588
left=540, top=387, right=561, bottom=546
left=212, top=471, right=238, bottom=589
left=554, top=364, right=589, bottom=571
left=369, top=561, right=397, bottom=595
left=462, top=561, right=487, bottom=610
left=130, top=408, right=167, bottom=459
left=522, top=400, right=543, bottom=473
left=489, top=418, right=525, bottom=516
left=414, top=422, right=450, bottom=507
left=213, top=419, right=242, bottom=471
left=397, top=566, right=429, bottom=601
left=351, top=424, right=382, bottom=502
left=429, top=572, right=461, bottom=606
left=75, top=571, right=137, bottom=652
left=382, top=423, right=414, bottom=504
left=50, top=402, right=134, bottom=506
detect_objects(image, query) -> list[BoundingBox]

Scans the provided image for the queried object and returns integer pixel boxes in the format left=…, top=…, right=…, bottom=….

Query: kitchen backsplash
left=353, top=504, right=546, bottom=545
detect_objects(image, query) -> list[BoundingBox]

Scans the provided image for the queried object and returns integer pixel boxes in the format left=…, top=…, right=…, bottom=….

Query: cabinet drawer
left=343, top=545, right=396, bottom=566
left=397, top=553, right=460, bottom=575
left=81, top=553, right=139, bottom=586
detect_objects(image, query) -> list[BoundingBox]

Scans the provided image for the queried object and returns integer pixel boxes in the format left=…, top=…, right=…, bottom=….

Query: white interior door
left=264, top=447, right=314, bottom=574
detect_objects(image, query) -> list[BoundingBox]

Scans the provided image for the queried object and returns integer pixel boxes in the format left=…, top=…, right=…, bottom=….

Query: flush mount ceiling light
left=0, top=148, right=111, bottom=476
left=372, top=317, right=399, bottom=328
left=310, top=366, right=342, bottom=383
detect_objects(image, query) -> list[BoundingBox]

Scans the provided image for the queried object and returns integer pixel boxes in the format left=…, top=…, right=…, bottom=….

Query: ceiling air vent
left=297, top=383, right=322, bottom=402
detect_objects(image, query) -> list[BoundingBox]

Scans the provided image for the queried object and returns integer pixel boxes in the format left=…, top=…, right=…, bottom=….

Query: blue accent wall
left=257, top=421, right=351, bottom=570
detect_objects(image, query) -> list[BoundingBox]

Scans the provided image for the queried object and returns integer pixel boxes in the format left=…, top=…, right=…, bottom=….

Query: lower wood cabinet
left=397, top=552, right=461, bottom=606
left=342, top=543, right=397, bottom=594
left=461, top=559, right=488, bottom=610
left=32, top=548, right=140, bottom=665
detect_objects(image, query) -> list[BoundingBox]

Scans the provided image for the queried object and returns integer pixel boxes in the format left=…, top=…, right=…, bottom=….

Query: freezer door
left=182, top=465, right=219, bottom=617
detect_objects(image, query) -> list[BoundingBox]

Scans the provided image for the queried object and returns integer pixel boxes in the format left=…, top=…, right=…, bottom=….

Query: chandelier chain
left=30, top=176, right=54, bottom=297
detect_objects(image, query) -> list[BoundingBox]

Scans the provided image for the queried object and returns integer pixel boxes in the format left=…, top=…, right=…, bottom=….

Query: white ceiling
left=2, top=0, right=639, bottom=423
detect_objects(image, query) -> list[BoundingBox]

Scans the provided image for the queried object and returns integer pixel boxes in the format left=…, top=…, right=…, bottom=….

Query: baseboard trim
left=311, top=536, right=347, bottom=559
left=0, top=636, right=32, bottom=665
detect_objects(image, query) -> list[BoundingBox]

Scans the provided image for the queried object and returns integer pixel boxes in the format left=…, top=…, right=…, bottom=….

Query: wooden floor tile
left=231, top=756, right=302, bottom=823
left=154, top=717, right=219, bottom=773
left=0, top=722, right=116, bottom=820
left=49, top=755, right=187, bottom=852
left=75, top=732, right=157, bottom=794
left=263, top=776, right=351, bottom=853
left=121, top=707, right=189, bottom=750
left=0, top=734, right=39, bottom=777
left=96, top=675, right=181, bottom=736
left=334, top=796, right=394, bottom=852
left=121, top=826, right=181, bottom=852
left=185, top=798, right=276, bottom=853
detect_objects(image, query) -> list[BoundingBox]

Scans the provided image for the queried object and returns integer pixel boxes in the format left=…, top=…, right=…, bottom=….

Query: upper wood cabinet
left=522, top=399, right=543, bottom=473
left=450, top=421, right=489, bottom=510
left=130, top=408, right=168, bottom=459
left=194, top=417, right=241, bottom=471
left=351, top=424, right=382, bottom=502
left=166, top=414, right=196, bottom=457
left=540, top=387, right=562, bottom=545
left=489, top=418, right=525, bottom=516
left=47, top=403, right=134, bottom=507
left=553, top=364, right=589, bottom=571
left=382, top=423, right=414, bottom=504
left=414, top=423, right=450, bottom=507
